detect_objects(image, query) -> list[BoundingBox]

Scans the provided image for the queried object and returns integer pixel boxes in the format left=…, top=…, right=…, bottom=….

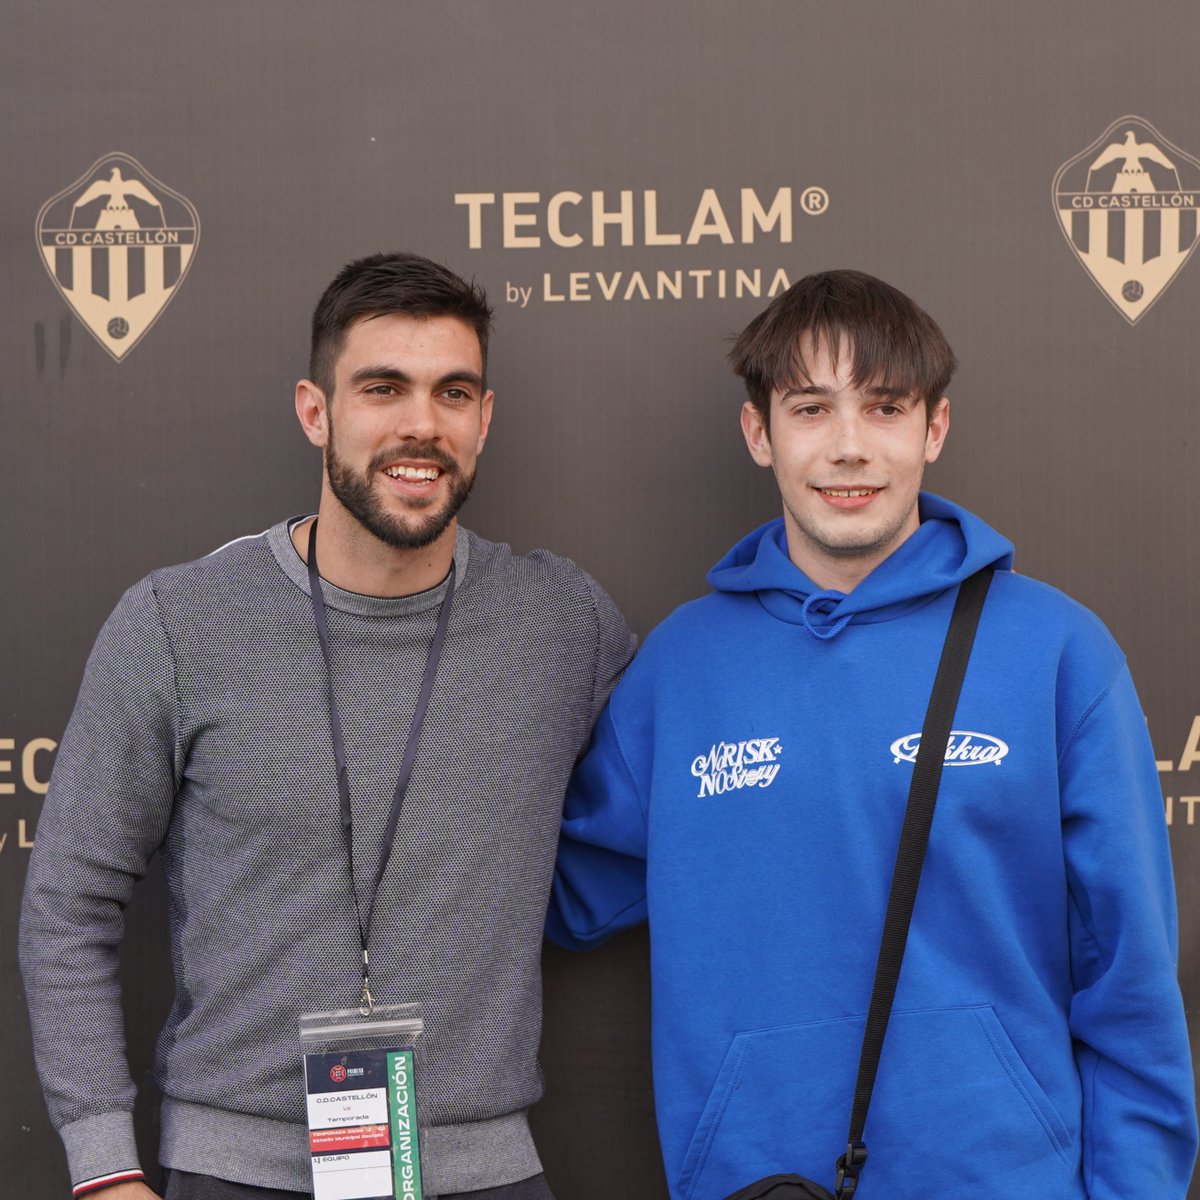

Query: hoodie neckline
left=705, top=493, right=1014, bottom=636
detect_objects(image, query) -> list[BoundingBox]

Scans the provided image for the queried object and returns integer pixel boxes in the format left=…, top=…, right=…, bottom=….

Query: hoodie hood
left=707, top=492, right=1014, bottom=636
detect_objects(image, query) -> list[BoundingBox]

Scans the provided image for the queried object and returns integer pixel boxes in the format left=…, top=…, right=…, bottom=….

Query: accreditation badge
left=300, top=1006, right=431, bottom=1200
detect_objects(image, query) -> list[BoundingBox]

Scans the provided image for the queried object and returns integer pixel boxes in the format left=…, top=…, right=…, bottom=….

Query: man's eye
left=443, top=387, right=471, bottom=402
left=366, top=384, right=395, bottom=396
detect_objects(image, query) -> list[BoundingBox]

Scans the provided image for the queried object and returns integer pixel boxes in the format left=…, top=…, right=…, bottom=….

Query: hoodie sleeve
left=19, top=577, right=180, bottom=1193
left=547, top=693, right=650, bottom=950
left=1058, top=662, right=1198, bottom=1199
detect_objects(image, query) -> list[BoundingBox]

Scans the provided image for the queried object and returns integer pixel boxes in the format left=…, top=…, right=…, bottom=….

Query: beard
left=325, top=420, right=477, bottom=551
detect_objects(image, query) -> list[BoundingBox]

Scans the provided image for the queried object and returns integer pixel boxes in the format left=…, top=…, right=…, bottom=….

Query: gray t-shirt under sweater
left=20, top=520, right=636, bottom=1194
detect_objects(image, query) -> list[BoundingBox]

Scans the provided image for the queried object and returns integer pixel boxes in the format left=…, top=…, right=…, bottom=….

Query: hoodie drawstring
left=800, top=591, right=852, bottom=640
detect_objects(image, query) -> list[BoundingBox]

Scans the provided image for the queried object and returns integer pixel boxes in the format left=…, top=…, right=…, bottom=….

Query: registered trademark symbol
left=801, top=187, right=829, bottom=215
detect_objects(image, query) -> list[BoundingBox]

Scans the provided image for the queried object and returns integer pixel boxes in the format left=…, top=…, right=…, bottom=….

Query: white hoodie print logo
left=890, top=730, right=1009, bottom=766
left=691, top=738, right=783, bottom=797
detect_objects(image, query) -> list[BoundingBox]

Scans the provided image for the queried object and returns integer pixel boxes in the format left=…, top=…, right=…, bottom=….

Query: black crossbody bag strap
left=834, top=566, right=994, bottom=1199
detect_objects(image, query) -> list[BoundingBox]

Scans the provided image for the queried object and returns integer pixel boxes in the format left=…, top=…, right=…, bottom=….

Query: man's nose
left=828, top=413, right=868, bottom=462
left=395, top=392, right=440, bottom=440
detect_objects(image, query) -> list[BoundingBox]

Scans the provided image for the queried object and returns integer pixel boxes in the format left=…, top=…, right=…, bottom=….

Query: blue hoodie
left=549, top=495, right=1197, bottom=1200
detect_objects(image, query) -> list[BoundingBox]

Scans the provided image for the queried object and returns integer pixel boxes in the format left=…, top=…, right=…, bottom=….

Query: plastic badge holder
left=300, top=1004, right=435, bottom=1200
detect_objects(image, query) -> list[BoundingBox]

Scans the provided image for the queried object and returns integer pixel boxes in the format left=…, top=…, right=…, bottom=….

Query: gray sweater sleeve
left=19, top=576, right=182, bottom=1186
left=580, top=569, right=638, bottom=719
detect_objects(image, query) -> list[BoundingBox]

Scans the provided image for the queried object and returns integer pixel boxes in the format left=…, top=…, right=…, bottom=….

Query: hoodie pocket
left=676, top=1005, right=1073, bottom=1200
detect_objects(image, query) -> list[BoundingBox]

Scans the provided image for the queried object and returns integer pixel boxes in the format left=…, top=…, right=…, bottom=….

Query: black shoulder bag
left=723, top=567, right=993, bottom=1200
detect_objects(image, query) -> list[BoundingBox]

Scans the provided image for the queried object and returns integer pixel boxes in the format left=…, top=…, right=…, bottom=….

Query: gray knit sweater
left=20, top=520, right=635, bottom=1194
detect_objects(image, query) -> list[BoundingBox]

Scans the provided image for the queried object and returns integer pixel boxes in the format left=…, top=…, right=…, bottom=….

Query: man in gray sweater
left=20, top=252, right=635, bottom=1200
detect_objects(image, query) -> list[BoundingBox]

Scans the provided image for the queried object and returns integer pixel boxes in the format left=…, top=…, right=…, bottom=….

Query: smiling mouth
left=817, top=487, right=880, bottom=498
left=384, top=465, right=442, bottom=482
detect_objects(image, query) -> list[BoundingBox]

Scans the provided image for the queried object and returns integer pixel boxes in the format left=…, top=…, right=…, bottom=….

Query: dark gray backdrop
left=4, top=2, right=1199, bottom=1196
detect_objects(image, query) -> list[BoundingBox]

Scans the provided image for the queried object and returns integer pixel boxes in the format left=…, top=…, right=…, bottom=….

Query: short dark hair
left=728, top=269, right=956, bottom=428
left=309, top=252, right=494, bottom=396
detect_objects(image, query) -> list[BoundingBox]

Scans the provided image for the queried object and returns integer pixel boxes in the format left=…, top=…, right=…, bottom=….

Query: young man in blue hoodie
left=548, top=270, right=1197, bottom=1200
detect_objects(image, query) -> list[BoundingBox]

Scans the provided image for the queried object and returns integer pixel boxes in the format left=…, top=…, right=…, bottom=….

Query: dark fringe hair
left=729, top=270, right=956, bottom=425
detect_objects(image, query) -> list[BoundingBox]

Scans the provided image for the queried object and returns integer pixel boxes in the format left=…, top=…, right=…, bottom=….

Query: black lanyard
left=305, top=518, right=456, bottom=1015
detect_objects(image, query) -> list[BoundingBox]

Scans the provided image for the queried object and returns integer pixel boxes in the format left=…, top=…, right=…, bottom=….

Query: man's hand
left=93, top=1182, right=160, bottom=1200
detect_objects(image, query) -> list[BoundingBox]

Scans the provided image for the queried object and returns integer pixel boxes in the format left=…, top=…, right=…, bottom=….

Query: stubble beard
left=325, top=418, right=477, bottom=551
left=787, top=493, right=918, bottom=564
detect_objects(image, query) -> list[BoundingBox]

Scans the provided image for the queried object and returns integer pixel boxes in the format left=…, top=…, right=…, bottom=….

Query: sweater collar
left=268, top=516, right=470, bottom=617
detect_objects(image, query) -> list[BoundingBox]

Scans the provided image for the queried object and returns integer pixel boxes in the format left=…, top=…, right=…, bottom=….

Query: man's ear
left=924, top=396, right=950, bottom=464
left=740, top=400, right=774, bottom=467
left=477, top=389, right=494, bottom=455
left=295, top=379, right=329, bottom=449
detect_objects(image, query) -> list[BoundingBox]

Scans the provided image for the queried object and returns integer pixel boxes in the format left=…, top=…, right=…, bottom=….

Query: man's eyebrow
left=347, top=366, right=484, bottom=390
left=781, top=382, right=833, bottom=396
left=778, top=382, right=912, bottom=400
left=434, top=369, right=484, bottom=390
left=349, top=365, right=412, bottom=387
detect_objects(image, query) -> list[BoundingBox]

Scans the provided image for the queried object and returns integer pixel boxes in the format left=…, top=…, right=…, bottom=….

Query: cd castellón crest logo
left=1053, top=117, right=1200, bottom=324
left=36, top=152, right=200, bottom=361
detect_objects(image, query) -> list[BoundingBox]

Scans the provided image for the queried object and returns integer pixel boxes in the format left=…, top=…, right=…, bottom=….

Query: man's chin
left=327, top=459, right=474, bottom=553
left=819, top=529, right=906, bottom=561
left=367, top=508, right=457, bottom=551
left=791, top=514, right=907, bottom=563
